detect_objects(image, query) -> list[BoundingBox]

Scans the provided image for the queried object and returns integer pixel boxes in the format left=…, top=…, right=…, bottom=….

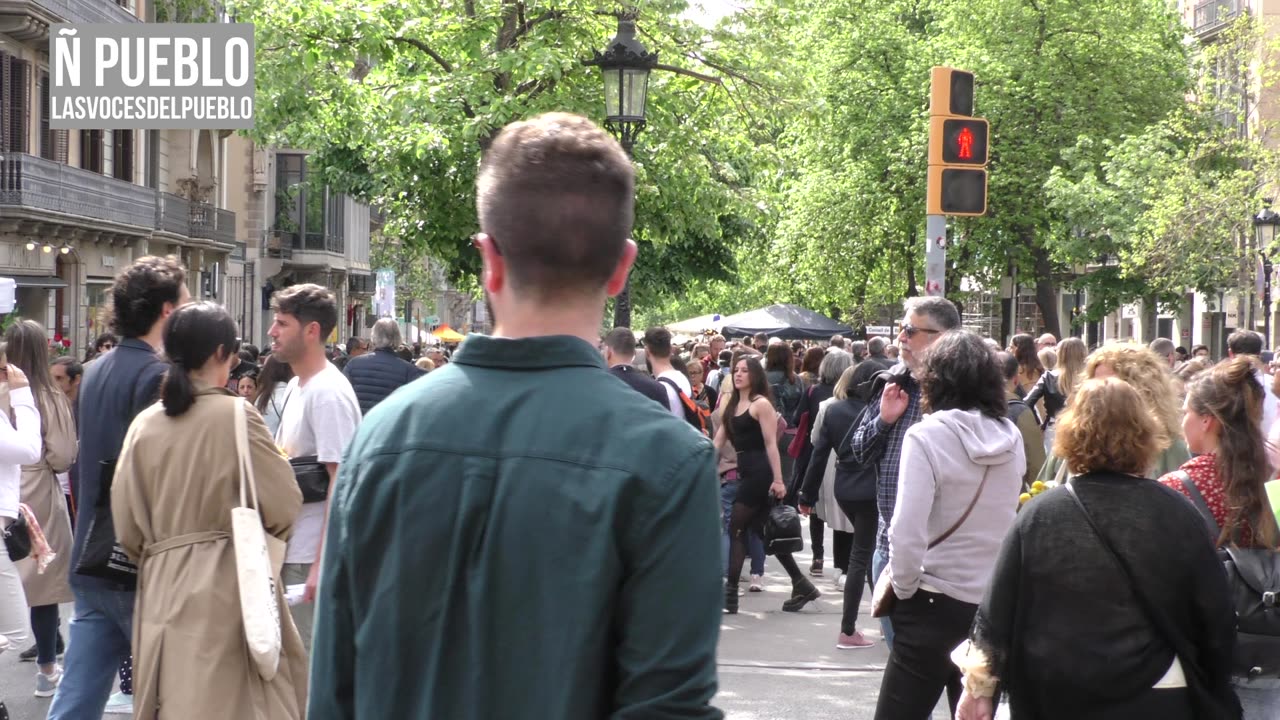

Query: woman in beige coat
left=6, top=320, right=77, bottom=694
left=111, top=302, right=304, bottom=720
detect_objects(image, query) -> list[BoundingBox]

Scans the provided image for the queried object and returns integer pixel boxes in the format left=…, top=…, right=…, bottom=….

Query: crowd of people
left=0, top=112, right=1269, bottom=720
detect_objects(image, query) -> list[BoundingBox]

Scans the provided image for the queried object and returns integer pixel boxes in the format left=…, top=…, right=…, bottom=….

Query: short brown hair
left=1053, top=377, right=1159, bottom=476
left=476, top=113, right=634, bottom=299
left=110, top=255, right=186, bottom=338
left=271, top=283, right=338, bottom=341
left=642, top=327, right=673, bottom=359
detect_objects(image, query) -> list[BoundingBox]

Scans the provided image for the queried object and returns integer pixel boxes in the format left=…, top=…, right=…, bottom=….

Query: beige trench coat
left=112, top=385, right=305, bottom=720
left=17, top=390, right=77, bottom=607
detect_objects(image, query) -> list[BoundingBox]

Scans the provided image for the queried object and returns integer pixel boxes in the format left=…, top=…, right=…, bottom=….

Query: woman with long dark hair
left=254, top=354, right=294, bottom=437
left=1159, top=356, right=1280, bottom=717
left=715, top=356, right=819, bottom=613
left=1008, top=334, right=1044, bottom=398
left=110, top=302, right=304, bottom=719
left=5, top=320, right=77, bottom=694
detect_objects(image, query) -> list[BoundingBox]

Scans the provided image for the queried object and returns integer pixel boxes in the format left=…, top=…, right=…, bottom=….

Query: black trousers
left=873, top=590, right=978, bottom=720
left=835, top=498, right=878, bottom=635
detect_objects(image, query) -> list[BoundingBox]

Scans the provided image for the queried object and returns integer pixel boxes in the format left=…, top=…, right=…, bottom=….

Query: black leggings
left=835, top=498, right=878, bottom=635
left=873, top=591, right=977, bottom=720
left=726, top=501, right=806, bottom=587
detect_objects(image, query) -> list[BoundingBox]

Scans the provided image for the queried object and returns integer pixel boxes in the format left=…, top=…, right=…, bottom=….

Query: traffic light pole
left=925, top=214, right=947, bottom=297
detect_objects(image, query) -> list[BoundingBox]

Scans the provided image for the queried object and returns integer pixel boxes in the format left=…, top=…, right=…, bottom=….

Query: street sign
left=865, top=325, right=892, bottom=336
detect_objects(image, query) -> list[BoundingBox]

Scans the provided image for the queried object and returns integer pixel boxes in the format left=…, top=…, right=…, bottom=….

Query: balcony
left=0, top=152, right=155, bottom=230
left=0, top=0, right=138, bottom=41
left=190, top=202, right=236, bottom=246
left=1194, top=0, right=1242, bottom=36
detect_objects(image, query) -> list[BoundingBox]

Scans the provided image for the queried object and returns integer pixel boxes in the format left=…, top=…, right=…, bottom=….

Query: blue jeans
left=47, top=586, right=135, bottom=720
left=1234, top=676, right=1280, bottom=719
left=872, top=542, right=894, bottom=648
left=721, top=480, right=764, bottom=576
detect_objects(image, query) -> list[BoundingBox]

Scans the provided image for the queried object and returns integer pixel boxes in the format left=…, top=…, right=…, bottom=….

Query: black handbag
left=290, top=456, right=330, bottom=503
left=763, top=501, right=804, bottom=556
left=73, top=459, right=138, bottom=587
left=4, top=512, right=31, bottom=562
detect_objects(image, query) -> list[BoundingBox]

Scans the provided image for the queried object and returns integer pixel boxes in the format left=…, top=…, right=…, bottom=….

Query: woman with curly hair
left=1037, top=343, right=1188, bottom=482
left=954, top=377, right=1239, bottom=720
left=872, top=331, right=1025, bottom=719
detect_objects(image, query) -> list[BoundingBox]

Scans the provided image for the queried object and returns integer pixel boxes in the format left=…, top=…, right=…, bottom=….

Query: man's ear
left=605, top=240, right=638, bottom=297
left=475, top=234, right=505, bottom=295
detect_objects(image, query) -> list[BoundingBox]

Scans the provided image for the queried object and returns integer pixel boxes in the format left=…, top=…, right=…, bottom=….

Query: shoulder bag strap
left=1172, top=470, right=1220, bottom=538
left=272, top=386, right=294, bottom=446
left=233, top=399, right=260, bottom=512
left=928, top=464, right=992, bottom=550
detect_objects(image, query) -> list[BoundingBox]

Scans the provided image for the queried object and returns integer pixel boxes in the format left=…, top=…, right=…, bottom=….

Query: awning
left=9, top=275, right=68, bottom=289
left=432, top=324, right=466, bottom=343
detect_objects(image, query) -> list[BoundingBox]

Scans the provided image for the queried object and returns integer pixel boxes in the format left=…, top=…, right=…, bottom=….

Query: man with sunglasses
left=309, top=114, right=721, bottom=720
left=841, top=296, right=960, bottom=649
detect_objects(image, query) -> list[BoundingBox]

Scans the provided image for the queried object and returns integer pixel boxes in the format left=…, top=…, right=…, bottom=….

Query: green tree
left=233, top=0, right=795, bottom=326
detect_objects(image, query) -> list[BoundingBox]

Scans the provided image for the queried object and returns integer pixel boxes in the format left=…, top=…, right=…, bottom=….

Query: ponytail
left=160, top=360, right=196, bottom=417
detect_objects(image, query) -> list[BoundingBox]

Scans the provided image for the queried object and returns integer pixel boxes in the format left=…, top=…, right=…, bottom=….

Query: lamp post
left=587, top=13, right=656, bottom=329
left=1254, top=199, right=1280, bottom=348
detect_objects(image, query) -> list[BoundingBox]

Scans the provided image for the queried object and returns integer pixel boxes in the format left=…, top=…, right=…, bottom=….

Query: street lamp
left=587, top=13, right=657, bottom=328
left=1254, top=199, right=1280, bottom=347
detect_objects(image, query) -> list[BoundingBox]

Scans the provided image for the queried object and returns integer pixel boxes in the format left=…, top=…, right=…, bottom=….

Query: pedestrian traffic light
left=928, top=117, right=989, bottom=165
left=928, top=66, right=989, bottom=217
left=930, top=67, right=974, bottom=117
left=927, top=166, right=987, bottom=215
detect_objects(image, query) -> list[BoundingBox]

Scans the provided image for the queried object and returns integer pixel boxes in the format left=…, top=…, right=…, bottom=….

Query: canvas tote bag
left=232, top=398, right=285, bottom=680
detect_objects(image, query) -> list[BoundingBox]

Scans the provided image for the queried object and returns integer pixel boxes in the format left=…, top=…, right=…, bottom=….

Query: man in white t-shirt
left=268, top=283, right=361, bottom=650
left=642, top=326, right=691, bottom=418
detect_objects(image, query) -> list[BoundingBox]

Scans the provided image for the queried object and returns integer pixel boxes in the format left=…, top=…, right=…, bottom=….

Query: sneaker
left=833, top=572, right=845, bottom=590
left=836, top=631, right=875, bottom=650
left=810, top=558, right=824, bottom=577
left=723, top=583, right=739, bottom=615
left=34, top=666, right=61, bottom=698
left=0, top=700, right=9, bottom=720
left=748, top=574, right=764, bottom=592
left=103, top=691, right=134, bottom=715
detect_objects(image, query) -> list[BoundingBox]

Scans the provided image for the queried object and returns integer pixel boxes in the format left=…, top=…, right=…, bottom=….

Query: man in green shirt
left=310, top=113, right=724, bottom=719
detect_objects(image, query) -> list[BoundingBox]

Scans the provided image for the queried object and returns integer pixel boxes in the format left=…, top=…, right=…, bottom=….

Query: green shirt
left=310, top=334, right=724, bottom=720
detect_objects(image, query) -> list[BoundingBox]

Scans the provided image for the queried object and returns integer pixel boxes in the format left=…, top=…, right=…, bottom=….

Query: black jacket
left=344, top=348, right=426, bottom=415
left=799, top=395, right=875, bottom=506
left=787, top=382, right=835, bottom=496
left=609, top=365, right=670, bottom=409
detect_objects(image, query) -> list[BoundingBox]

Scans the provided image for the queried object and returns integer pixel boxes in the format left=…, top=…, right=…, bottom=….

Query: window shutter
left=0, top=52, right=31, bottom=154
left=39, top=72, right=53, bottom=160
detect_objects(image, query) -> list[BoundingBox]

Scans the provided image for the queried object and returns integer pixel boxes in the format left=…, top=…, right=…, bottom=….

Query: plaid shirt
left=844, top=364, right=923, bottom=548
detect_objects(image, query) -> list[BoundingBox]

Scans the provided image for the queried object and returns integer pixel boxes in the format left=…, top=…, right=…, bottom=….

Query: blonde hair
left=1038, top=347, right=1057, bottom=371
left=415, top=357, right=436, bottom=372
left=1054, top=378, right=1160, bottom=476
left=833, top=364, right=859, bottom=400
left=1084, top=343, right=1182, bottom=452
left=1056, top=338, right=1087, bottom=398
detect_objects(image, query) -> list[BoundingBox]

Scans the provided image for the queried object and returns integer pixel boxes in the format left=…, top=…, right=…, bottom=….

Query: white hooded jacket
left=887, top=408, right=1026, bottom=605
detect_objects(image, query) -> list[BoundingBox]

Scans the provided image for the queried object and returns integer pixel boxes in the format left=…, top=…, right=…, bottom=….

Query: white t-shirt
left=275, top=362, right=361, bottom=564
left=657, top=369, right=692, bottom=418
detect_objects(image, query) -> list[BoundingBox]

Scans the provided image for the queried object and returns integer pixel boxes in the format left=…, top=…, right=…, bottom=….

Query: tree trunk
left=613, top=281, right=632, bottom=329
left=1030, top=238, right=1062, bottom=340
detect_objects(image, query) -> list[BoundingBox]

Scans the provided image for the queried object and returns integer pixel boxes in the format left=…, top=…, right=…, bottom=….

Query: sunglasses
left=900, top=323, right=941, bottom=339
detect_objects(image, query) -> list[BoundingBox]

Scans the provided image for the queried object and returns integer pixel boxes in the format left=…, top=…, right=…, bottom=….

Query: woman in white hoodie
left=872, top=330, right=1025, bottom=720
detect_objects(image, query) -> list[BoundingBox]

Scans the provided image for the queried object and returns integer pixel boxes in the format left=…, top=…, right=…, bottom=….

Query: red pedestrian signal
left=958, top=127, right=973, bottom=160
left=928, top=117, right=989, bottom=166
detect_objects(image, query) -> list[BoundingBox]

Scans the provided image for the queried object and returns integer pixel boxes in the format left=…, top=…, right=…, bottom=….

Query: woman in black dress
left=715, top=356, right=820, bottom=614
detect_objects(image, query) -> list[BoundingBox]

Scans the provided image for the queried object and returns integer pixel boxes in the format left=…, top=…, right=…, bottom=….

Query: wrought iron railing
left=0, top=152, right=155, bottom=228
left=30, top=0, right=140, bottom=25
left=189, top=203, right=236, bottom=245
left=157, top=192, right=191, bottom=235
left=326, top=232, right=344, bottom=254
left=1194, top=0, right=1241, bottom=34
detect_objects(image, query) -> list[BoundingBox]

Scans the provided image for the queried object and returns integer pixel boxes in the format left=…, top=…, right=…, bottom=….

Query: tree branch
left=655, top=63, right=722, bottom=85
left=513, top=9, right=567, bottom=40
left=391, top=36, right=454, bottom=74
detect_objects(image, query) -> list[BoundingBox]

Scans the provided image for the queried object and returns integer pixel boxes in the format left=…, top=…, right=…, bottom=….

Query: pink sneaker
left=836, top=631, right=874, bottom=650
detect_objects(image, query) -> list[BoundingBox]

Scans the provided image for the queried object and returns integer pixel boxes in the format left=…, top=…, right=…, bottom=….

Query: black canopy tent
left=719, top=304, right=854, bottom=340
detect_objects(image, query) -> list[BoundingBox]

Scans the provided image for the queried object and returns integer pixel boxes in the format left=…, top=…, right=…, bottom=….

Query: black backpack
left=1174, top=470, right=1280, bottom=679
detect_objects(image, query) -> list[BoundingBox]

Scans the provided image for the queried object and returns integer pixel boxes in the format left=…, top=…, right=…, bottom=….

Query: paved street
left=0, top=521, right=948, bottom=719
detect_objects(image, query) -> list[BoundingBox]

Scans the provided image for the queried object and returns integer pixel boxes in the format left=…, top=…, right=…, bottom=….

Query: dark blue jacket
left=72, top=337, right=167, bottom=592
left=608, top=364, right=670, bottom=410
left=343, top=348, right=426, bottom=415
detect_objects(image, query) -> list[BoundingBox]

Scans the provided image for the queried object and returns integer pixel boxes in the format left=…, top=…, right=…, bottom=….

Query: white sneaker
left=748, top=574, right=764, bottom=592
left=837, top=573, right=847, bottom=590
left=34, top=666, right=61, bottom=698
left=103, top=691, right=134, bottom=715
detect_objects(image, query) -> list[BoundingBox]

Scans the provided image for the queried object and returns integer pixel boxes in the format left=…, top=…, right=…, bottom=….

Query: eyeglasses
left=900, top=323, right=941, bottom=339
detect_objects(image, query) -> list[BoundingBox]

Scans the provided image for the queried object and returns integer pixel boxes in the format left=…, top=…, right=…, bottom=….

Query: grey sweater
left=888, top=408, right=1025, bottom=604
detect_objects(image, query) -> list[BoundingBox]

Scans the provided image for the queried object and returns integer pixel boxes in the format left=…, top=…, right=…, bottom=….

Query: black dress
left=731, top=408, right=772, bottom=508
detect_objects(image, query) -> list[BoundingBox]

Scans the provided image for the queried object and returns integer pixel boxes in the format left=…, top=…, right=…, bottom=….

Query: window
left=146, top=130, right=160, bottom=188
left=274, top=153, right=306, bottom=244
left=112, top=130, right=134, bottom=182
left=1, top=52, right=30, bottom=154
left=38, top=72, right=69, bottom=162
left=80, top=130, right=104, bottom=173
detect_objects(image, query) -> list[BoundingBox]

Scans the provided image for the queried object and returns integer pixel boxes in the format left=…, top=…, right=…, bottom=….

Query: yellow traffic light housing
left=927, top=67, right=988, bottom=217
